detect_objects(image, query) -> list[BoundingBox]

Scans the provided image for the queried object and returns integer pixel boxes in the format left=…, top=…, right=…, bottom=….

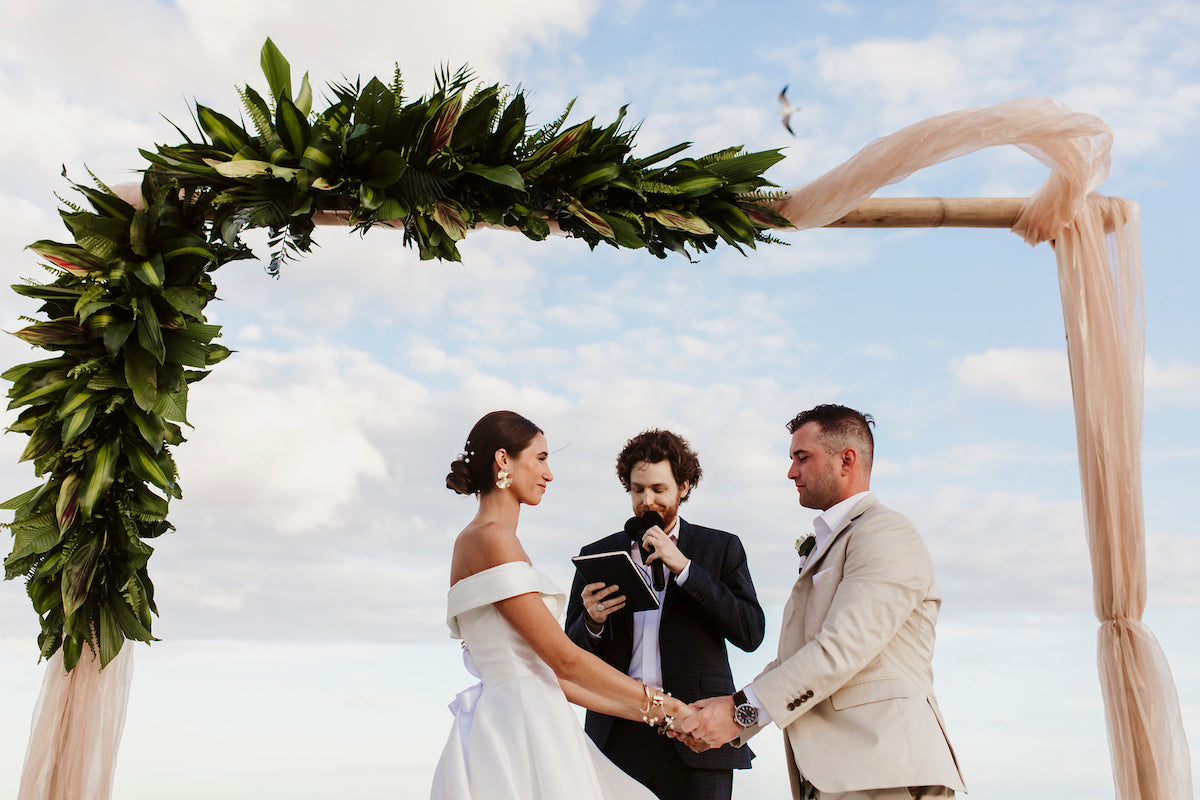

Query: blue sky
left=0, top=1, right=1196, bottom=798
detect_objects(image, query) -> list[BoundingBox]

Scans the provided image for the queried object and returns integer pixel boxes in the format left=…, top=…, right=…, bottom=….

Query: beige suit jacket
left=741, top=494, right=965, bottom=796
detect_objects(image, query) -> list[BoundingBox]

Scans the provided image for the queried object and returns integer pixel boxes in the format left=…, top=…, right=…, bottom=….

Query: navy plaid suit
left=565, top=519, right=765, bottom=800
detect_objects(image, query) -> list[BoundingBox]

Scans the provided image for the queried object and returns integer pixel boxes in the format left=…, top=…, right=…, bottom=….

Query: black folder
left=570, top=550, right=660, bottom=612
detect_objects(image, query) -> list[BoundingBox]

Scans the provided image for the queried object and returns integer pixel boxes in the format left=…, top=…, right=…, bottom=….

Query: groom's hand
left=680, top=695, right=740, bottom=750
left=667, top=704, right=711, bottom=752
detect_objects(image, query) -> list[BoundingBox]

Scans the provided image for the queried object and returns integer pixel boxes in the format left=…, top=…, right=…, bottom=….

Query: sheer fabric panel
left=1053, top=199, right=1193, bottom=799
left=17, top=645, right=133, bottom=800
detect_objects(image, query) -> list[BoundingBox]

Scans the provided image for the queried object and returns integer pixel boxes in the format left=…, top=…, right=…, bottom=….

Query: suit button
left=805, top=690, right=814, bottom=698
left=787, top=701, right=796, bottom=710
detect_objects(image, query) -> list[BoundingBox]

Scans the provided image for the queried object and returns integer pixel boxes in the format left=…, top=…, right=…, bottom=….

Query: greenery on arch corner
left=2, top=37, right=793, bottom=672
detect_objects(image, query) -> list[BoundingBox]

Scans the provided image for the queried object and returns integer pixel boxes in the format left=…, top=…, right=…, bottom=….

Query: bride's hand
left=665, top=701, right=710, bottom=751
left=665, top=697, right=693, bottom=731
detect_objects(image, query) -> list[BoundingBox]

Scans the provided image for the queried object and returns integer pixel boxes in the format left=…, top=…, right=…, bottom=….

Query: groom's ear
left=839, top=448, right=857, bottom=475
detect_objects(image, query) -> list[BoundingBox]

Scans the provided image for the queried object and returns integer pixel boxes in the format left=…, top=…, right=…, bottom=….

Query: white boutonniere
left=795, top=534, right=816, bottom=572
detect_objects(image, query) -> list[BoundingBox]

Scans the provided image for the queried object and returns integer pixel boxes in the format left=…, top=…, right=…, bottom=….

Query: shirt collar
left=665, top=516, right=681, bottom=539
left=628, top=516, right=681, bottom=555
left=813, top=491, right=872, bottom=547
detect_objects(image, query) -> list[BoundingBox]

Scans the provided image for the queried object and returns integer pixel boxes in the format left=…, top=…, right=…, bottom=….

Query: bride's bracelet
left=640, top=684, right=675, bottom=734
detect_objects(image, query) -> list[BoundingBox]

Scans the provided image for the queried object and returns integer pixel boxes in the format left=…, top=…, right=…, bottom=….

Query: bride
left=431, top=410, right=693, bottom=799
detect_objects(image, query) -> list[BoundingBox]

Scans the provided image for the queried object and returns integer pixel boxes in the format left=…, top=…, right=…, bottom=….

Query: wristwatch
left=732, top=689, right=758, bottom=728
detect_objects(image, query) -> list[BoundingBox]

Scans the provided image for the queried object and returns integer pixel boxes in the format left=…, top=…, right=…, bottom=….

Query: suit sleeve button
left=805, top=690, right=814, bottom=698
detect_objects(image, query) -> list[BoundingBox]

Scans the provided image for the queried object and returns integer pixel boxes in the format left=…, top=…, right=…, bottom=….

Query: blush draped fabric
left=768, top=96, right=1192, bottom=800
left=1052, top=200, right=1193, bottom=799
left=17, top=645, right=133, bottom=800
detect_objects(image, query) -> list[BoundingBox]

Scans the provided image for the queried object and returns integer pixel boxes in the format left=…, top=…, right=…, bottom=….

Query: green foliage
left=4, top=39, right=791, bottom=671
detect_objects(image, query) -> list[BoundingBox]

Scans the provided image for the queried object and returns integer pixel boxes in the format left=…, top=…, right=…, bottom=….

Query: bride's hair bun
left=446, top=410, right=542, bottom=496
left=445, top=455, right=476, bottom=495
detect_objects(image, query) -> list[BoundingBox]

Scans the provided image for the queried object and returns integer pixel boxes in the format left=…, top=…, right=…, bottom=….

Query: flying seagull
left=778, top=85, right=801, bottom=136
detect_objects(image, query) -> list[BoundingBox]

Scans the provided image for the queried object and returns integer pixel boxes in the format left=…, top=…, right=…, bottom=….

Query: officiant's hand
left=641, top=526, right=688, bottom=575
left=582, top=582, right=625, bottom=624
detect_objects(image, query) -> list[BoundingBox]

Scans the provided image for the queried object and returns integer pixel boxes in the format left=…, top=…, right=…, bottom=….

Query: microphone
left=624, top=510, right=666, bottom=591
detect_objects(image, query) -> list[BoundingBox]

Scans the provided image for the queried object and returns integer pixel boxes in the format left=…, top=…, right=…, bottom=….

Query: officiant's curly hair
left=446, top=410, right=543, bottom=496
left=615, top=429, right=702, bottom=499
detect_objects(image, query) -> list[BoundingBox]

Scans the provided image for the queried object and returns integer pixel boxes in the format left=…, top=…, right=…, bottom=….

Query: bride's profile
left=431, top=410, right=691, bottom=799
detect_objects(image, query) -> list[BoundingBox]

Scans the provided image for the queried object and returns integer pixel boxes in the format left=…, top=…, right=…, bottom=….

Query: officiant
left=566, top=429, right=766, bottom=800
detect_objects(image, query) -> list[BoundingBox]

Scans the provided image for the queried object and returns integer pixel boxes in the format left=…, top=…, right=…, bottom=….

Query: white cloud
left=178, top=342, right=430, bottom=532
left=758, top=0, right=1200, bottom=197
left=907, top=442, right=1076, bottom=476
left=1146, top=356, right=1200, bottom=405
left=902, top=485, right=1094, bottom=611
left=953, top=350, right=1200, bottom=409
left=817, top=37, right=967, bottom=113
left=953, top=347, right=1071, bottom=406
left=1146, top=526, right=1200, bottom=606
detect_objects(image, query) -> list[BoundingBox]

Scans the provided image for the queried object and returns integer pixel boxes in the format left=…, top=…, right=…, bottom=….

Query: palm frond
left=395, top=167, right=450, bottom=205
left=434, top=63, right=474, bottom=95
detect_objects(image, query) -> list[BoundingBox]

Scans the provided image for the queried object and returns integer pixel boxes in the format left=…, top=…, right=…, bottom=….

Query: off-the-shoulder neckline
left=449, top=559, right=536, bottom=591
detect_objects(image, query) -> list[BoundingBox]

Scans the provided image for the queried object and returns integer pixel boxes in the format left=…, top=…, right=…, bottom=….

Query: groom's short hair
left=615, top=429, right=702, bottom=499
left=787, top=404, right=875, bottom=473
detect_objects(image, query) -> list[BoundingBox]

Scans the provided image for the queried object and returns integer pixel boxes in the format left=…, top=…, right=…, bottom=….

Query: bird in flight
left=778, top=85, right=801, bottom=136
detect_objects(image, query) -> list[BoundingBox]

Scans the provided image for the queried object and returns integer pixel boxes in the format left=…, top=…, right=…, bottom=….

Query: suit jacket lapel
left=659, top=518, right=689, bottom=617
left=781, top=499, right=875, bottom=655
left=797, top=494, right=879, bottom=580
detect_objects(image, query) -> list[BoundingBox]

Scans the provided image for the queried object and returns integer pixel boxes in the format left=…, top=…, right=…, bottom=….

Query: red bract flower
left=15, top=321, right=87, bottom=348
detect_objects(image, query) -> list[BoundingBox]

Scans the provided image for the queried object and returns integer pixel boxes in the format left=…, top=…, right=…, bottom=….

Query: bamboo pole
left=824, top=197, right=1026, bottom=228
left=311, top=197, right=1030, bottom=231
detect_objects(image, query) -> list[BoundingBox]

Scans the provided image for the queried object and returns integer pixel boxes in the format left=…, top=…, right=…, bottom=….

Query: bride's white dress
left=430, top=561, right=657, bottom=799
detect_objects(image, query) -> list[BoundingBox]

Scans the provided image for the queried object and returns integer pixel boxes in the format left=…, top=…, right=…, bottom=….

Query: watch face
left=734, top=703, right=758, bottom=727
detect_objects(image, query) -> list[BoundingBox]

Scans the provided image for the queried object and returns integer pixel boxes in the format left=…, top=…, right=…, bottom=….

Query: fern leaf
left=238, top=87, right=274, bottom=138
left=390, top=64, right=404, bottom=104
left=697, top=146, right=744, bottom=166
left=638, top=180, right=688, bottom=196
left=67, top=357, right=106, bottom=379
left=84, top=166, right=115, bottom=195
left=54, top=193, right=87, bottom=214
left=523, top=99, right=575, bottom=153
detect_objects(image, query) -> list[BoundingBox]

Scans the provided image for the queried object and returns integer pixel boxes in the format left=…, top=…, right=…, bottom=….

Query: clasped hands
left=666, top=695, right=742, bottom=753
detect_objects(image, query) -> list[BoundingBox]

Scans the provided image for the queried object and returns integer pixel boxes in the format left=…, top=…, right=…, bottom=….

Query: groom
left=679, top=405, right=965, bottom=800
left=566, top=429, right=765, bottom=800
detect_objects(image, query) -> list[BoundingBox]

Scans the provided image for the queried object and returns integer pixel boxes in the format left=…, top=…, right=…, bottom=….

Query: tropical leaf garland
left=3, top=39, right=791, bottom=671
